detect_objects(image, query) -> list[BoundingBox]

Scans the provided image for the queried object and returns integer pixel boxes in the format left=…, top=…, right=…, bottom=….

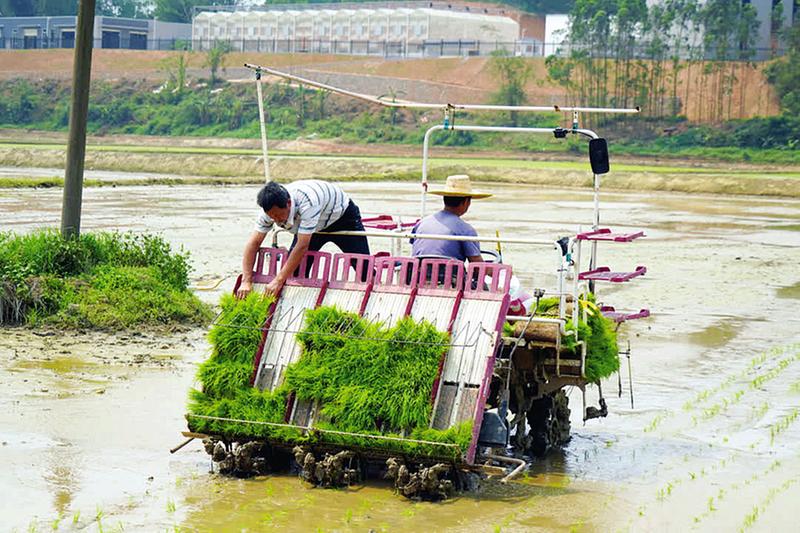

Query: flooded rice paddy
left=1, top=181, right=799, bottom=531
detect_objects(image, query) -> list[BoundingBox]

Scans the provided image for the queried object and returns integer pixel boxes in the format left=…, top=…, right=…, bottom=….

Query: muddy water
left=2, top=182, right=799, bottom=532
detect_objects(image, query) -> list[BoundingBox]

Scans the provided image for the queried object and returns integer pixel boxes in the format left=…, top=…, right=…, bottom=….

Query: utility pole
left=61, top=0, right=96, bottom=239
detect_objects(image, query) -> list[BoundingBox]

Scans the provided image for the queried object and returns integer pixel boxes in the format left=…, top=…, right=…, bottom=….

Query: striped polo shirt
left=254, top=180, right=350, bottom=235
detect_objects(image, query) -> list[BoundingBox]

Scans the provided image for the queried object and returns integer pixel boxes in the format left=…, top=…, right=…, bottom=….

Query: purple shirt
left=411, top=210, right=481, bottom=261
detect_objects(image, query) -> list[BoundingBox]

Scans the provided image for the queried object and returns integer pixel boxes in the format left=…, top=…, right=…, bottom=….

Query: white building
left=545, top=0, right=796, bottom=59
left=191, top=6, right=520, bottom=56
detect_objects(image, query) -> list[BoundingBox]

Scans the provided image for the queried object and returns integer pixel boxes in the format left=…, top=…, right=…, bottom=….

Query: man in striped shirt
left=237, top=180, right=370, bottom=298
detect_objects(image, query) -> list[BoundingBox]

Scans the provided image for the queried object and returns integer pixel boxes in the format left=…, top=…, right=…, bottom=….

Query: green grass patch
left=0, top=229, right=212, bottom=328
left=187, top=295, right=472, bottom=459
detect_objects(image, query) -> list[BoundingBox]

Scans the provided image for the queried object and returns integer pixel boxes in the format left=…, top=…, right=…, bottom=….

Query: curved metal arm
left=243, top=63, right=641, bottom=115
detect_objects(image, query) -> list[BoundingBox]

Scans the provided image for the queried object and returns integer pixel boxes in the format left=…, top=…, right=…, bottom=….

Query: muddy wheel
left=526, top=390, right=571, bottom=456
left=455, top=469, right=482, bottom=492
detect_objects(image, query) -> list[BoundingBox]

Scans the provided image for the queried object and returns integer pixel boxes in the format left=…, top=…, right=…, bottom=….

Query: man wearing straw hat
left=411, top=174, right=490, bottom=263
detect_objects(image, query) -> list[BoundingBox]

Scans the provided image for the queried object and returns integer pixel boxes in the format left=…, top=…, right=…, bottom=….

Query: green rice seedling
left=750, top=357, right=793, bottom=389
left=768, top=407, right=799, bottom=445
left=739, top=478, right=798, bottom=532
left=580, top=310, right=619, bottom=382
left=72, top=511, right=80, bottom=525
left=683, top=346, right=787, bottom=413
left=166, top=499, right=176, bottom=513
left=644, top=412, right=667, bottom=433
left=741, top=506, right=760, bottom=530
left=188, top=296, right=471, bottom=458
left=568, top=520, right=585, bottom=533
left=507, top=295, right=619, bottom=382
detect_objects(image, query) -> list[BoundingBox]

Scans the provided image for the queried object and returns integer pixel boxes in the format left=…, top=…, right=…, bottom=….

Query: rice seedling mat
left=225, top=247, right=512, bottom=464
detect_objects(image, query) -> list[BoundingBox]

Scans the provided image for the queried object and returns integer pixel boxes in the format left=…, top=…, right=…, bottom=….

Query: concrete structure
left=749, top=0, right=795, bottom=57
left=0, top=16, right=190, bottom=50
left=547, top=0, right=797, bottom=59
left=544, top=14, right=568, bottom=57
left=192, top=4, right=520, bottom=56
left=644, top=0, right=795, bottom=59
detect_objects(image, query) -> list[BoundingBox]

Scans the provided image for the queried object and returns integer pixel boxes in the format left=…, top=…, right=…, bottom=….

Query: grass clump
left=0, top=229, right=211, bottom=328
left=188, top=296, right=472, bottom=459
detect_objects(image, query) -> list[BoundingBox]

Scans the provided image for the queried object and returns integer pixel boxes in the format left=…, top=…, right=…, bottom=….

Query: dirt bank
left=1, top=135, right=798, bottom=197
left=0, top=50, right=780, bottom=121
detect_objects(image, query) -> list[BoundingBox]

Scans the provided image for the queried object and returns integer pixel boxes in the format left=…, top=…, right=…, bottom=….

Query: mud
left=1, top=182, right=799, bottom=531
left=385, top=459, right=454, bottom=501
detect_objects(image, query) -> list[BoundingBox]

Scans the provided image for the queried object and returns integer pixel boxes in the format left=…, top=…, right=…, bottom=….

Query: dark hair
left=257, top=182, right=289, bottom=211
left=443, top=195, right=469, bottom=208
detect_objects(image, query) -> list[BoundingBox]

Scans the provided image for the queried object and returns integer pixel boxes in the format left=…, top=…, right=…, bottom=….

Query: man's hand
left=236, top=279, right=253, bottom=300
left=238, top=231, right=267, bottom=300
left=264, top=276, right=285, bottom=297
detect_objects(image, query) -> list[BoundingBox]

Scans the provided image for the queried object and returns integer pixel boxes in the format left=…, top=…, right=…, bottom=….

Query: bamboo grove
left=547, top=0, right=787, bottom=123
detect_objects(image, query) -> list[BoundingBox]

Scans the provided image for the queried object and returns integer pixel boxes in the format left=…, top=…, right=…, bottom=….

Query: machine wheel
left=526, top=390, right=571, bottom=457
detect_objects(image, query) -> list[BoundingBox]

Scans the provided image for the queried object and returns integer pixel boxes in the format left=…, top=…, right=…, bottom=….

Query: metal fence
left=193, top=38, right=545, bottom=57
left=0, top=36, right=186, bottom=51
left=0, top=36, right=786, bottom=60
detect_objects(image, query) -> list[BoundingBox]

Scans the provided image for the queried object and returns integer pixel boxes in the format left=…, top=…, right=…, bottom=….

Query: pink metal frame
left=465, top=263, right=512, bottom=464
left=249, top=248, right=331, bottom=386
left=372, top=256, right=419, bottom=317
left=246, top=247, right=287, bottom=385
left=418, top=258, right=465, bottom=405
left=237, top=249, right=512, bottom=464
left=327, top=252, right=375, bottom=316
left=579, top=265, right=647, bottom=283
left=361, top=215, right=419, bottom=231
left=577, top=228, right=645, bottom=242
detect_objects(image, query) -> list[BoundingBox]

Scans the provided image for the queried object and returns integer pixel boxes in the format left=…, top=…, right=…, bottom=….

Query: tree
left=378, top=87, right=406, bottom=125
left=488, top=50, right=533, bottom=126
left=204, top=40, right=231, bottom=86
left=0, top=0, right=75, bottom=16
left=161, top=47, right=189, bottom=97
left=154, top=0, right=234, bottom=23
left=97, top=0, right=152, bottom=18
left=698, top=0, right=760, bottom=121
left=765, top=21, right=800, bottom=115
left=502, top=0, right=576, bottom=14
left=0, top=0, right=151, bottom=17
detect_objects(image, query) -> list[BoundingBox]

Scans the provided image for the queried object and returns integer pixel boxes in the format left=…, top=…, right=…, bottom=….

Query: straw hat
left=427, top=174, right=492, bottom=199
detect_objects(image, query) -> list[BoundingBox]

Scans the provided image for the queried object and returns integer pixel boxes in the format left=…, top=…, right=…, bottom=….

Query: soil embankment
left=1, top=131, right=798, bottom=197
left=0, top=50, right=780, bottom=121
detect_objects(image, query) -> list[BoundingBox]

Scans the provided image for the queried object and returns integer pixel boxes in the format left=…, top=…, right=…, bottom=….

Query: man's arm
left=264, top=233, right=312, bottom=297
left=236, top=230, right=267, bottom=299
left=464, top=226, right=483, bottom=263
